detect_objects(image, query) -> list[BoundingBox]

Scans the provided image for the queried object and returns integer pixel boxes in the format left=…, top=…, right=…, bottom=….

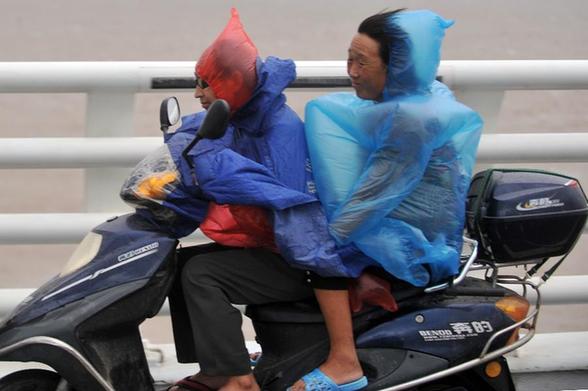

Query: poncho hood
left=231, top=56, right=296, bottom=135
left=383, top=10, right=454, bottom=99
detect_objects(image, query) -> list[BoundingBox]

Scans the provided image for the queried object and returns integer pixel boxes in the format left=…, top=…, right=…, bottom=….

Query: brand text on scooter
left=419, top=321, right=494, bottom=342
left=118, top=242, right=160, bottom=262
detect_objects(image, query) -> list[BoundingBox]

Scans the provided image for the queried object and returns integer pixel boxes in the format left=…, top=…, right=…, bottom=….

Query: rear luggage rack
left=380, top=255, right=542, bottom=391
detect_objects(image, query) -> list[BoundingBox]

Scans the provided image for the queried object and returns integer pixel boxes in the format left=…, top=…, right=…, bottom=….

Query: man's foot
left=219, top=374, right=260, bottom=391
left=289, top=357, right=365, bottom=391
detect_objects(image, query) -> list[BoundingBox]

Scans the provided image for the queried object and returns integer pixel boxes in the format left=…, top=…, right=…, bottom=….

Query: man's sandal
left=288, top=368, right=368, bottom=391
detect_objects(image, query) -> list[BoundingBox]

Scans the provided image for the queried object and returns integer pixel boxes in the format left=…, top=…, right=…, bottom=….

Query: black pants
left=180, top=245, right=316, bottom=376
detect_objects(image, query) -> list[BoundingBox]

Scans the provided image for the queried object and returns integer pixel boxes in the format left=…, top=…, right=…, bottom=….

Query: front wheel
left=0, top=369, right=65, bottom=391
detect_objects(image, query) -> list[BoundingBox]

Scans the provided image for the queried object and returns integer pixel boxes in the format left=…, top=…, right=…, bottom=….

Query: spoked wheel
left=0, top=369, right=64, bottom=391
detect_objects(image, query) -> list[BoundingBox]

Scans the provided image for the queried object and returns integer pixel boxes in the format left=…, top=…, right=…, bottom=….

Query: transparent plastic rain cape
left=305, top=10, right=483, bottom=286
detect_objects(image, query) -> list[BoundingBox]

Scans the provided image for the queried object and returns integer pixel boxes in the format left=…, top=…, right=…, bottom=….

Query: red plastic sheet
left=200, top=202, right=277, bottom=251
left=195, top=8, right=258, bottom=112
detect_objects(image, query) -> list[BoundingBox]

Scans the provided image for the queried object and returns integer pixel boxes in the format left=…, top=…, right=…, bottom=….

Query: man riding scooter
left=162, top=8, right=365, bottom=391
left=298, top=8, right=483, bottom=389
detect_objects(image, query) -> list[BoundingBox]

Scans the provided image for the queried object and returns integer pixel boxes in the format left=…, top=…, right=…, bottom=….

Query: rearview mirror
left=160, top=97, right=181, bottom=133
left=197, top=99, right=230, bottom=140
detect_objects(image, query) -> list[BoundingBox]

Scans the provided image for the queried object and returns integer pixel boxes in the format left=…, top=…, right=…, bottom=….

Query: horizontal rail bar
left=438, top=60, right=588, bottom=90
left=504, top=275, right=588, bottom=305
left=475, top=132, right=588, bottom=163
left=0, top=62, right=193, bottom=93
left=0, top=212, right=585, bottom=245
left=0, top=137, right=161, bottom=168
left=1, top=61, right=588, bottom=93
left=0, top=213, right=120, bottom=244
left=1, top=132, right=587, bottom=169
left=0, top=213, right=209, bottom=244
left=2, top=275, right=587, bottom=318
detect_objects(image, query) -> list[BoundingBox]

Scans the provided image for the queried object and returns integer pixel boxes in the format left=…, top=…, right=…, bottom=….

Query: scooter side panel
left=357, top=348, right=449, bottom=390
left=0, top=254, right=176, bottom=391
left=356, top=299, right=513, bottom=363
left=0, top=280, right=149, bottom=391
left=4, top=214, right=177, bottom=326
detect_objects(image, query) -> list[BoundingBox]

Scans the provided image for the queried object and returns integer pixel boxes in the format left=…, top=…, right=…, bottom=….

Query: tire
left=0, top=369, right=61, bottom=391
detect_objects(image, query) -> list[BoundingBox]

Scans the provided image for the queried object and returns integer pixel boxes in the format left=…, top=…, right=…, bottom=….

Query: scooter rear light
left=485, top=360, right=503, bottom=378
left=495, top=295, right=530, bottom=345
left=496, top=295, right=530, bottom=322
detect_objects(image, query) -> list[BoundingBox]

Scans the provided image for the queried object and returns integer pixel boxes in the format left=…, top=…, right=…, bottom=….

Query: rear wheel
left=0, top=369, right=62, bottom=391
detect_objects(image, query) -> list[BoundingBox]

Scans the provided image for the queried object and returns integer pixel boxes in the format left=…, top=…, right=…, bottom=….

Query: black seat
left=246, top=270, right=426, bottom=324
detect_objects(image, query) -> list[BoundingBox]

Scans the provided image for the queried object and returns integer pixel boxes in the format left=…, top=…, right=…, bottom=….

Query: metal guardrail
left=0, top=132, right=587, bottom=169
left=0, top=60, right=587, bottom=326
left=0, top=212, right=209, bottom=245
left=2, top=60, right=588, bottom=92
left=2, top=275, right=587, bottom=318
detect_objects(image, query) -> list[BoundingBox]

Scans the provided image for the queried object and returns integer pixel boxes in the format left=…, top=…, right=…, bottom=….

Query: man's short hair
left=357, top=9, right=405, bottom=65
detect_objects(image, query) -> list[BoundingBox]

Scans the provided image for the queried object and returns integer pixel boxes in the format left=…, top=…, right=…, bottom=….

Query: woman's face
left=347, top=33, right=387, bottom=101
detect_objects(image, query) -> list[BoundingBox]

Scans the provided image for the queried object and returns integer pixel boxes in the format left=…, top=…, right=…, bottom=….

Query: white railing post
left=85, top=92, right=135, bottom=212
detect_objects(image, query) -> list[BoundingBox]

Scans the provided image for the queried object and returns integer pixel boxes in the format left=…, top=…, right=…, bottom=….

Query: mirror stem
left=182, top=135, right=203, bottom=171
left=182, top=134, right=203, bottom=185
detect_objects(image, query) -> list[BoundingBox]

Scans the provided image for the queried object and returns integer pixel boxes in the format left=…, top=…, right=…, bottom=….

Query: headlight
left=136, top=171, right=178, bottom=200
left=59, top=232, right=103, bottom=276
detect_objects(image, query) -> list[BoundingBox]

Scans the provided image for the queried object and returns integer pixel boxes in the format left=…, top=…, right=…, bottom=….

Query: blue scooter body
left=246, top=276, right=518, bottom=391
left=0, top=213, right=178, bottom=391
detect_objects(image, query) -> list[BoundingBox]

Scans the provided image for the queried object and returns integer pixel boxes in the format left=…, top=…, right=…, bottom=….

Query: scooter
left=0, top=97, right=586, bottom=391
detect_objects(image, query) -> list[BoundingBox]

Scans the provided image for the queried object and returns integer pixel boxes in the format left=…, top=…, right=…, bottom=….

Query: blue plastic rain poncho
left=305, top=10, right=483, bottom=286
left=121, top=56, right=350, bottom=276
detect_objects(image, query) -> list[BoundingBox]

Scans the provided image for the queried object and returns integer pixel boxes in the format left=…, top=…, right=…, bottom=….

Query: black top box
left=466, top=169, right=588, bottom=263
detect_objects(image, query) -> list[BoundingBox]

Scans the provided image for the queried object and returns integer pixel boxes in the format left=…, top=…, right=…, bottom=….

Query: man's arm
left=190, top=137, right=316, bottom=210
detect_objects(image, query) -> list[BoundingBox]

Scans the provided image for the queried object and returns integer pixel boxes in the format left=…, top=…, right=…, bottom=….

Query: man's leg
left=172, top=247, right=314, bottom=390
left=289, top=289, right=364, bottom=390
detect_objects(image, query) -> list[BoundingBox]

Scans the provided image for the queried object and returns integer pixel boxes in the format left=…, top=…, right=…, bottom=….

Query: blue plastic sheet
left=305, top=10, right=483, bottom=286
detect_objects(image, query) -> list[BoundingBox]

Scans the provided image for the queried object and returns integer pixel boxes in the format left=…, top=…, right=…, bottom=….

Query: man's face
left=194, top=74, right=217, bottom=110
left=347, top=33, right=387, bottom=101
